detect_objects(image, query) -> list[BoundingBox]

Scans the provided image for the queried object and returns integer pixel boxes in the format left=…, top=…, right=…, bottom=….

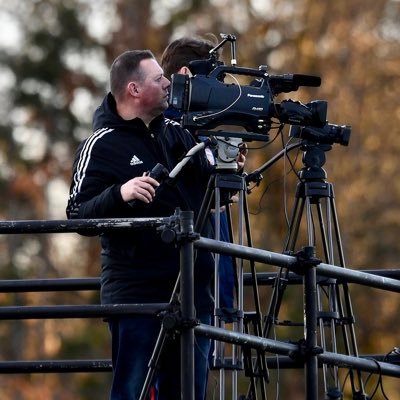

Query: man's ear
left=128, top=82, right=140, bottom=97
left=177, top=66, right=192, bottom=76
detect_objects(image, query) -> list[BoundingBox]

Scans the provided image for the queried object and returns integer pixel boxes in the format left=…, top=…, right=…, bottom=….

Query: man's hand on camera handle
left=121, top=173, right=160, bottom=204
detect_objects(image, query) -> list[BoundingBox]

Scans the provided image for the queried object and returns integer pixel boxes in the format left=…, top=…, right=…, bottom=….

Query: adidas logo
left=130, top=155, right=143, bottom=166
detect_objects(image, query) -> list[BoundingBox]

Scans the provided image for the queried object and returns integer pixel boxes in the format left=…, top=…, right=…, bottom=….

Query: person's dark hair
left=110, top=50, right=155, bottom=99
left=161, top=36, right=220, bottom=79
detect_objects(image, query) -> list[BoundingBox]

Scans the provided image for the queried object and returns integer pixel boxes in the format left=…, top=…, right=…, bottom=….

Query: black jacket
left=66, top=94, right=215, bottom=312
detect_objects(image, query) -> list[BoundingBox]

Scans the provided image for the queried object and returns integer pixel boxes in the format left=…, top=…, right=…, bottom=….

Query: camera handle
left=210, top=33, right=237, bottom=66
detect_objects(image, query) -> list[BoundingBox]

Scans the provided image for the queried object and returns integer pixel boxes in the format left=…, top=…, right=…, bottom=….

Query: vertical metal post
left=303, top=246, right=319, bottom=400
left=180, top=210, right=195, bottom=400
left=213, top=185, right=225, bottom=400
left=232, top=179, right=245, bottom=400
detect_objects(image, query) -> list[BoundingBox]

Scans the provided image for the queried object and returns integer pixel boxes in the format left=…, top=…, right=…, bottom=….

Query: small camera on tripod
left=289, top=123, right=351, bottom=146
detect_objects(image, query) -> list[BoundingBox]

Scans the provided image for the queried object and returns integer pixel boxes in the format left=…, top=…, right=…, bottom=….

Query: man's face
left=137, top=58, right=170, bottom=115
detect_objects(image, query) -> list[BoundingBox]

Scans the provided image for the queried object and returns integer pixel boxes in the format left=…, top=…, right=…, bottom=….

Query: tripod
left=195, top=166, right=269, bottom=400
left=138, top=170, right=268, bottom=400
left=262, top=141, right=368, bottom=399
left=137, top=148, right=267, bottom=400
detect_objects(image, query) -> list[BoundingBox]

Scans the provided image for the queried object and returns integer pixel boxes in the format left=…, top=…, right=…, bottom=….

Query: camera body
left=169, top=65, right=325, bottom=139
left=168, top=33, right=350, bottom=147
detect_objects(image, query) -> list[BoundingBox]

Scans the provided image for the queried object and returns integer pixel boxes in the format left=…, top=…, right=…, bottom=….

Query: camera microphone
left=128, top=163, right=169, bottom=207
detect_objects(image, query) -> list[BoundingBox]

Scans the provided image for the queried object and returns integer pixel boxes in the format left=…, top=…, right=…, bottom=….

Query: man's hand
left=237, top=143, right=248, bottom=170
left=120, top=173, right=160, bottom=204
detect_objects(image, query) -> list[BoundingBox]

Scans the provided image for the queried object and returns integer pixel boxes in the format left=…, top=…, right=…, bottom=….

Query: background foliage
left=0, top=0, right=399, bottom=398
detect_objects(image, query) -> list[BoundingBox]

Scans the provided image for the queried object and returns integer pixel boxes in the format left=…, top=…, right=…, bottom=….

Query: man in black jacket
left=67, top=50, right=215, bottom=400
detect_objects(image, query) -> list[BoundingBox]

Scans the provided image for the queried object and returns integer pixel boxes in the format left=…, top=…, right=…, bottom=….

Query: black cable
left=368, top=359, right=383, bottom=399
left=249, top=134, right=301, bottom=217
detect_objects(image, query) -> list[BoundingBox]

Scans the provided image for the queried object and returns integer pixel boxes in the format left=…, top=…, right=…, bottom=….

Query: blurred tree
left=0, top=1, right=113, bottom=399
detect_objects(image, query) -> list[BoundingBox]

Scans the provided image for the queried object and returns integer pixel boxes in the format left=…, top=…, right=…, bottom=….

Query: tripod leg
left=139, top=325, right=169, bottom=400
left=313, top=191, right=367, bottom=398
left=263, top=190, right=306, bottom=340
left=241, top=194, right=269, bottom=400
left=285, top=183, right=307, bottom=252
left=329, top=193, right=367, bottom=396
left=195, top=175, right=216, bottom=234
left=139, top=237, right=188, bottom=400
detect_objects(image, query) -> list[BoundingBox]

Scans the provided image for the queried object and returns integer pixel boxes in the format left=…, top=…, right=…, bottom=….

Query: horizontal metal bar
left=0, top=303, right=170, bottom=320
left=219, top=353, right=400, bottom=369
left=1, top=353, right=399, bottom=374
left=0, top=269, right=399, bottom=293
left=3, top=353, right=398, bottom=375
left=0, top=217, right=170, bottom=235
left=195, top=237, right=400, bottom=292
left=243, top=269, right=400, bottom=286
left=196, top=237, right=297, bottom=270
left=0, top=360, right=112, bottom=374
left=195, top=323, right=299, bottom=356
left=0, top=278, right=100, bottom=292
left=319, top=351, right=400, bottom=378
left=195, top=323, right=400, bottom=378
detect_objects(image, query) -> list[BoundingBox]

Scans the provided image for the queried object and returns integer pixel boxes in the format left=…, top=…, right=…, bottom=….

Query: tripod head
left=298, top=141, right=332, bottom=181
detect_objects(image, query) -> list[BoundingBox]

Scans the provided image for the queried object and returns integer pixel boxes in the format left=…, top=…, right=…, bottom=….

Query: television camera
left=168, top=33, right=351, bottom=169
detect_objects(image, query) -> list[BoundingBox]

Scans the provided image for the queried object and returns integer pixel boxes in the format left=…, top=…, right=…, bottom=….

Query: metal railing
left=1, top=212, right=400, bottom=399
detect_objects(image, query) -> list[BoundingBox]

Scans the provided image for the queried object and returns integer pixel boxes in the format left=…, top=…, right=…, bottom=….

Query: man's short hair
left=110, top=50, right=155, bottom=99
left=161, top=36, right=220, bottom=79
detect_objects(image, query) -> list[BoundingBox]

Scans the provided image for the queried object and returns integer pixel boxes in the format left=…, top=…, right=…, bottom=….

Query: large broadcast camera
left=169, top=34, right=351, bottom=149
